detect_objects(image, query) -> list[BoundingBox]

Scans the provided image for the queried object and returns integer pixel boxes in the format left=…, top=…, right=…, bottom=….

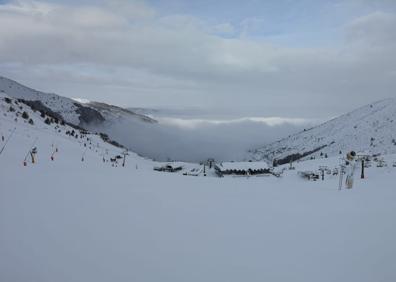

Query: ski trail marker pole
left=81, top=148, right=87, bottom=162
left=50, top=143, right=58, bottom=161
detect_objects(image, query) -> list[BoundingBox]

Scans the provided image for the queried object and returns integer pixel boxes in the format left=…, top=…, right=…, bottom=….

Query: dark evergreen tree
left=22, top=111, right=29, bottom=119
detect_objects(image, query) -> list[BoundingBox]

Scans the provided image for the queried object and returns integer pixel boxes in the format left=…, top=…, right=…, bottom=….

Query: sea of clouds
left=97, top=110, right=318, bottom=162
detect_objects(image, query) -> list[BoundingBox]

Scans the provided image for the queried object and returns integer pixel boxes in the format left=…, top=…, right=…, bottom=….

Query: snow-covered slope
left=0, top=91, right=155, bottom=169
left=0, top=76, right=156, bottom=135
left=250, top=98, right=396, bottom=164
left=0, top=76, right=92, bottom=125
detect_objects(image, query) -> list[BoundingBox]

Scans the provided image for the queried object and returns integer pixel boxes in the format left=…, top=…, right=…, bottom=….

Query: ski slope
left=1, top=94, right=396, bottom=282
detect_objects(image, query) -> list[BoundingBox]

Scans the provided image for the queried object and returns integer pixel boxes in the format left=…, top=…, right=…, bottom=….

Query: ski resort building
left=214, top=162, right=271, bottom=177
left=154, top=163, right=183, bottom=173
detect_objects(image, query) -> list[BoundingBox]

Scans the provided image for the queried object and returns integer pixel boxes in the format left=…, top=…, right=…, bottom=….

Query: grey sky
left=0, top=0, right=395, bottom=118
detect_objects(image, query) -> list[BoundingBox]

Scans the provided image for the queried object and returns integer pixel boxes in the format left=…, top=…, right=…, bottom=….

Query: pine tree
left=22, top=111, right=29, bottom=119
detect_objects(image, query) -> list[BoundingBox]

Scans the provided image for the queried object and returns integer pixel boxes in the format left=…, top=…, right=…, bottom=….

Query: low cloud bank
left=96, top=115, right=317, bottom=163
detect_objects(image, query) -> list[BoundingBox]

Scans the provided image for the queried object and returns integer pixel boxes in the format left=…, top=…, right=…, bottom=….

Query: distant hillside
left=0, top=76, right=107, bottom=126
left=0, top=76, right=157, bottom=149
left=89, top=102, right=156, bottom=124
left=0, top=91, right=128, bottom=159
left=250, top=98, right=396, bottom=164
left=0, top=76, right=156, bottom=127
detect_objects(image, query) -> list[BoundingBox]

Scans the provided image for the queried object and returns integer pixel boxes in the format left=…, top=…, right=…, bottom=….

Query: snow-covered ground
left=1, top=94, right=396, bottom=282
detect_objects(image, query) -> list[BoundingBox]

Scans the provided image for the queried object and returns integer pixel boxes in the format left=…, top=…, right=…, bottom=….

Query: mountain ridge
left=249, top=97, right=396, bottom=164
left=0, top=76, right=156, bottom=127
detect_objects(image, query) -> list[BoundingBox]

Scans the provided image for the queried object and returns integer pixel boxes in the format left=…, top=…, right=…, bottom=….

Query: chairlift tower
left=318, top=166, right=328, bottom=181
left=338, top=164, right=346, bottom=190
left=356, top=154, right=370, bottom=179
left=122, top=150, right=129, bottom=167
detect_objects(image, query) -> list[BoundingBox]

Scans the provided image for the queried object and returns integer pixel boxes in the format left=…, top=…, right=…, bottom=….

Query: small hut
left=154, top=164, right=183, bottom=173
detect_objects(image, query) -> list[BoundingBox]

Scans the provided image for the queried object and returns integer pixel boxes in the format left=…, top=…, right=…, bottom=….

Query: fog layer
left=95, top=114, right=318, bottom=162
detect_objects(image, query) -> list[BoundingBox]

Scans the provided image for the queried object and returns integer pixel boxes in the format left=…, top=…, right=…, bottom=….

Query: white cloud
left=157, top=116, right=313, bottom=129
left=345, top=11, right=396, bottom=45
left=72, top=97, right=90, bottom=103
left=0, top=1, right=395, bottom=117
left=97, top=113, right=316, bottom=162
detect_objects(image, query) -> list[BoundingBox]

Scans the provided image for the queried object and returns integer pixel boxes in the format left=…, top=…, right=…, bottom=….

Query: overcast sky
left=1, top=0, right=396, bottom=118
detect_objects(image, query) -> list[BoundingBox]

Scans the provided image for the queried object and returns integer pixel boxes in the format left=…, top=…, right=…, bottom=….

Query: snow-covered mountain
left=89, top=101, right=156, bottom=124
left=4, top=75, right=396, bottom=165
left=250, top=98, right=396, bottom=165
left=0, top=76, right=105, bottom=126
left=0, top=76, right=156, bottom=134
left=0, top=91, right=136, bottom=164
